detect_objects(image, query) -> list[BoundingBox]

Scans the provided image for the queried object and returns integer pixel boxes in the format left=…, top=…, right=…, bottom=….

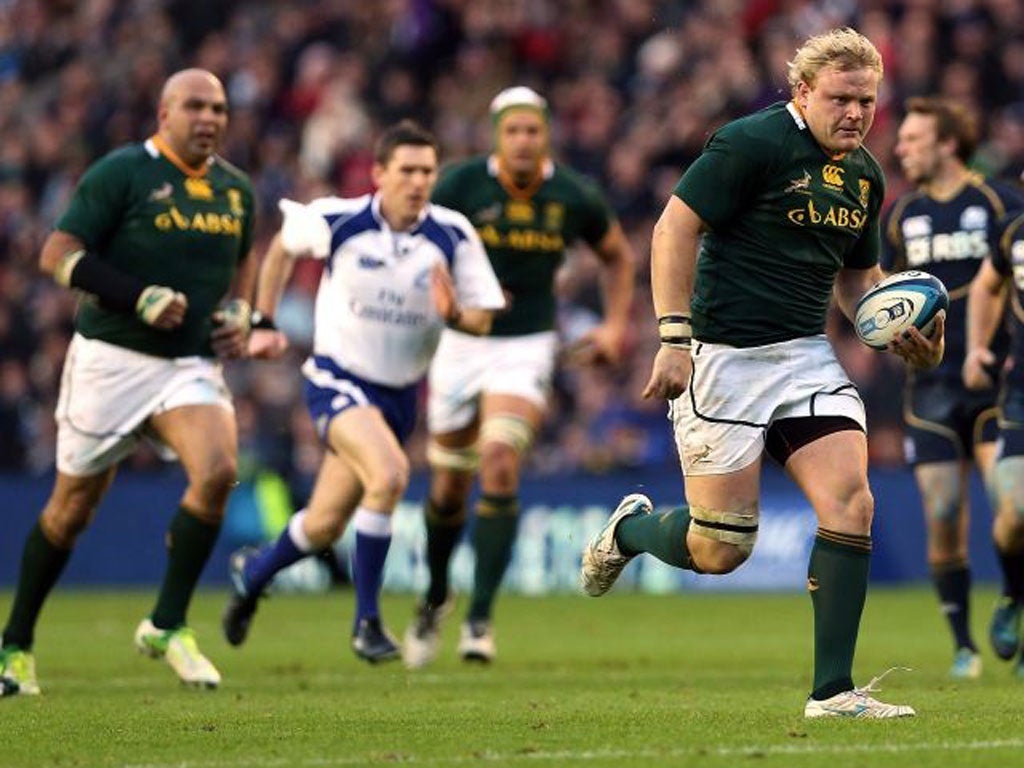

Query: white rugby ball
left=854, top=271, right=948, bottom=350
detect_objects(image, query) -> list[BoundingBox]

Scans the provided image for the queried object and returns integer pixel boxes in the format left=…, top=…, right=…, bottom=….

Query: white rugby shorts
left=671, top=335, right=865, bottom=476
left=427, top=329, right=558, bottom=434
left=55, top=334, right=233, bottom=476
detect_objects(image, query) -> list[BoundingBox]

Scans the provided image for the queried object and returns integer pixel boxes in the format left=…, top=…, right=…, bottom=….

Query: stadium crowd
left=2, top=0, right=1024, bottom=504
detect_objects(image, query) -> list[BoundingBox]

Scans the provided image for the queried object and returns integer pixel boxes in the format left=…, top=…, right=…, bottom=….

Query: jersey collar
left=487, top=154, right=554, bottom=201
left=146, top=135, right=212, bottom=178
left=786, top=100, right=806, bottom=130
left=922, top=169, right=978, bottom=203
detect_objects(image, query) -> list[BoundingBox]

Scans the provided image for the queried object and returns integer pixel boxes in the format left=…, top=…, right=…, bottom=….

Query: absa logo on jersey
left=786, top=200, right=868, bottom=231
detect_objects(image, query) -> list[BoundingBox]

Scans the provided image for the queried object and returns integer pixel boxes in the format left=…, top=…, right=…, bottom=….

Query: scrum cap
left=489, top=86, right=549, bottom=124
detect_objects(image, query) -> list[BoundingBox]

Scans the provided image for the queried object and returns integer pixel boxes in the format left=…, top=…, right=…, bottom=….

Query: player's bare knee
left=366, top=457, right=410, bottom=508
left=924, top=496, right=961, bottom=525
left=692, top=540, right=750, bottom=575
left=846, top=484, right=874, bottom=529
left=918, top=474, right=960, bottom=524
left=997, top=458, right=1024, bottom=521
left=191, top=456, right=238, bottom=506
left=429, top=465, right=474, bottom=509
left=823, top=483, right=873, bottom=532
left=479, top=441, right=521, bottom=491
left=40, top=501, right=94, bottom=547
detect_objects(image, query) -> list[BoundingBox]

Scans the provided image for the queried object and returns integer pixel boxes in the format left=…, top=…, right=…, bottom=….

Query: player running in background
left=964, top=208, right=1024, bottom=679
left=0, top=69, right=256, bottom=696
left=221, top=120, right=504, bottom=663
left=883, top=96, right=1024, bottom=679
left=581, top=28, right=943, bottom=718
left=404, top=86, right=635, bottom=668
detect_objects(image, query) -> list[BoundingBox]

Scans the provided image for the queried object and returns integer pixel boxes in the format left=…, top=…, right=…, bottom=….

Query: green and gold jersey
left=58, top=138, right=255, bottom=358
left=431, top=155, right=613, bottom=336
left=675, top=101, right=885, bottom=347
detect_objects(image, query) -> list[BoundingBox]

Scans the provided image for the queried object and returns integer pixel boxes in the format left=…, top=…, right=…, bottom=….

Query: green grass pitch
left=2, top=586, right=1021, bottom=767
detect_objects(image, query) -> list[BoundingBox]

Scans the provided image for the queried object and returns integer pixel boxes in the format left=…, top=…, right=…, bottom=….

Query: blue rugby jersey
left=881, top=175, right=1024, bottom=383
left=992, top=210, right=1024, bottom=390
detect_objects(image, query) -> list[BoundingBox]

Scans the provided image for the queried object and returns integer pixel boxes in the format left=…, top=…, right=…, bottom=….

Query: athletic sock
left=616, top=506, right=698, bottom=570
left=352, top=507, right=393, bottom=627
left=467, top=494, right=518, bottom=622
left=995, top=547, right=1024, bottom=603
left=150, top=507, right=220, bottom=630
left=2, top=521, right=72, bottom=650
left=808, top=529, right=871, bottom=701
left=931, top=560, right=975, bottom=651
left=243, top=510, right=315, bottom=596
left=424, top=499, right=465, bottom=607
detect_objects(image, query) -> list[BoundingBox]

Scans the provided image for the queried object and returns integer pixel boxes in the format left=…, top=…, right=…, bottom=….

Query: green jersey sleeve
left=673, top=129, right=768, bottom=228
left=57, top=151, right=133, bottom=248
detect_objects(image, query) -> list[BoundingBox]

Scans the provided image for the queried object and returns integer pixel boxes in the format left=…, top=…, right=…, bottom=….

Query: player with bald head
left=0, top=68, right=256, bottom=696
left=403, top=86, right=636, bottom=669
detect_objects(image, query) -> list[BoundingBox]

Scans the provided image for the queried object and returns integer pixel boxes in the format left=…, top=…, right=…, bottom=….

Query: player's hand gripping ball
left=854, top=271, right=948, bottom=350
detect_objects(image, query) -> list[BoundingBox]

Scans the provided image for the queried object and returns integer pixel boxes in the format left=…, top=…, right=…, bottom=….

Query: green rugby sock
left=808, top=529, right=871, bottom=700
left=616, top=506, right=697, bottom=570
left=2, top=522, right=71, bottom=650
left=150, top=507, right=220, bottom=630
left=467, top=495, right=518, bottom=622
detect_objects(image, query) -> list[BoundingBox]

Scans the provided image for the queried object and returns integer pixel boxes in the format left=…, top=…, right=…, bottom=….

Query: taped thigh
left=479, top=413, right=534, bottom=454
left=689, top=503, right=760, bottom=555
left=426, top=440, right=480, bottom=472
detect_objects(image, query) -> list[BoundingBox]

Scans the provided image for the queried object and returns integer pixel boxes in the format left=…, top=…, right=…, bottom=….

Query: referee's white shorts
left=670, top=335, right=865, bottom=476
left=54, top=334, right=233, bottom=476
left=427, top=329, right=557, bottom=434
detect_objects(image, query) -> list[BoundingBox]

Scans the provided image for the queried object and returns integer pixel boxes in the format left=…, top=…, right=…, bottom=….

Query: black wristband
left=251, top=310, right=277, bottom=331
left=66, top=251, right=146, bottom=313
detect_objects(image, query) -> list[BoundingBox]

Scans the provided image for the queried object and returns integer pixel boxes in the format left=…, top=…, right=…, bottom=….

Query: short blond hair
left=787, top=28, right=883, bottom=91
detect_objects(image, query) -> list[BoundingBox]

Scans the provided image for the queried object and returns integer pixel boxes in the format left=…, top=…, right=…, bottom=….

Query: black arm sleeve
left=67, top=252, right=147, bottom=313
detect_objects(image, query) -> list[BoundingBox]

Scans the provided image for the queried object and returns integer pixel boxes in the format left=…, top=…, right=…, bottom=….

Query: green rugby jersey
left=431, top=155, right=613, bottom=336
left=58, top=138, right=255, bottom=358
left=675, top=101, right=885, bottom=347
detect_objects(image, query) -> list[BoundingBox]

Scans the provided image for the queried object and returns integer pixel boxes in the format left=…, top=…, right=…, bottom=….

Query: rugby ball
left=854, top=271, right=948, bottom=350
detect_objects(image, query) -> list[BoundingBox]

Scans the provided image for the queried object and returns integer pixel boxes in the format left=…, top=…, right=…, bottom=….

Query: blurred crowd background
left=2, top=0, right=1024, bottom=505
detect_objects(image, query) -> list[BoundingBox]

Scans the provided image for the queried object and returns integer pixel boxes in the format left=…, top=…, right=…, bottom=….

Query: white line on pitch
left=121, top=738, right=1024, bottom=768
